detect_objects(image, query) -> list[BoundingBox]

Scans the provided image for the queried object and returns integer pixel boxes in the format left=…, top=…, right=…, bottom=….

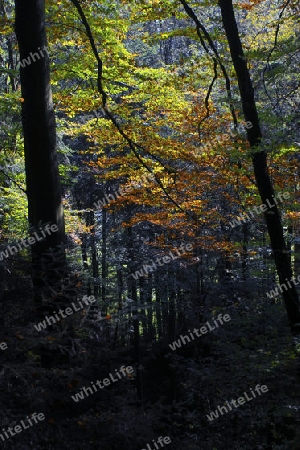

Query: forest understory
left=1, top=265, right=300, bottom=450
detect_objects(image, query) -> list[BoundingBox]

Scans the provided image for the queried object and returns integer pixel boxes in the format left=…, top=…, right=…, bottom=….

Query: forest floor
left=1, top=271, right=300, bottom=450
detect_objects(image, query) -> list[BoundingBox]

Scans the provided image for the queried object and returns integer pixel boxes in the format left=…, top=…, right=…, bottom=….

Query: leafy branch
left=69, top=0, right=198, bottom=223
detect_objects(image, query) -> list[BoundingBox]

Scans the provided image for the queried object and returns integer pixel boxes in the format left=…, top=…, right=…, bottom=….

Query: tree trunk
left=101, top=208, right=107, bottom=304
left=15, top=0, right=65, bottom=301
left=155, top=275, right=163, bottom=338
left=127, top=226, right=142, bottom=399
left=242, top=223, right=249, bottom=281
left=219, top=0, right=300, bottom=334
left=87, top=210, right=99, bottom=296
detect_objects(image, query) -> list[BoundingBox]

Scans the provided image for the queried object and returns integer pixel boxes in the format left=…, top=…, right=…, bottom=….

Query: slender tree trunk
left=86, top=210, right=99, bottom=296
left=219, top=0, right=300, bottom=333
left=15, top=0, right=65, bottom=301
left=294, top=183, right=300, bottom=282
left=242, top=223, right=249, bottom=281
left=81, top=234, right=89, bottom=270
left=155, top=276, right=163, bottom=338
left=145, top=276, right=154, bottom=341
left=116, top=264, right=123, bottom=305
left=101, top=208, right=107, bottom=304
left=139, top=276, right=146, bottom=336
left=127, top=226, right=142, bottom=399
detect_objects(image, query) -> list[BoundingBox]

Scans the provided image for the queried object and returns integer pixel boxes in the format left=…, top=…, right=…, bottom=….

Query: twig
left=0, top=167, right=27, bottom=195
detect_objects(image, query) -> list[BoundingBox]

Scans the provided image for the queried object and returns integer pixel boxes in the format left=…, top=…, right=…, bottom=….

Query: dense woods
left=0, top=0, right=300, bottom=448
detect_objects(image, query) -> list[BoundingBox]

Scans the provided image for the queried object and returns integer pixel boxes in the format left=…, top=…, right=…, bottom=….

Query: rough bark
left=15, top=0, right=65, bottom=300
left=219, top=0, right=300, bottom=334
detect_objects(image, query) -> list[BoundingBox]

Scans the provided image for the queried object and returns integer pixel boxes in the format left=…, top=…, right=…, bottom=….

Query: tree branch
left=0, top=167, right=27, bottom=195
left=69, top=0, right=198, bottom=223
left=179, top=0, right=238, bottom=128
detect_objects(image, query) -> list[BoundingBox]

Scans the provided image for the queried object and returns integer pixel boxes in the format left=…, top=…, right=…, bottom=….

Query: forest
left=0, top=0, right=300, bottom=448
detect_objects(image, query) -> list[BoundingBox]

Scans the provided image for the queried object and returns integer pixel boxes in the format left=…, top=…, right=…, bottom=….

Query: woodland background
left=0, top=0, right=300, bottom=448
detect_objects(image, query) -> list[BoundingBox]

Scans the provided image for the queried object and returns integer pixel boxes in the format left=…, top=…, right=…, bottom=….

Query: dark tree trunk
left=242, top=223, right=249, bottom=281
left=219, top=0, right=300, bottom=333
left=81, top=233, right=89, bottom=271
left=155, top=275, right=163, bottom=338
left=101, top=208, right=107, bottom=304
left=116, top=264, right=123, bottom=305
left=127, top=227, right=142, bottom=399
left=15, top=0, right=65, bottom=300
left=145, top=276, right=154, bottom=341
left=86, top=210, right=99, bottom=296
